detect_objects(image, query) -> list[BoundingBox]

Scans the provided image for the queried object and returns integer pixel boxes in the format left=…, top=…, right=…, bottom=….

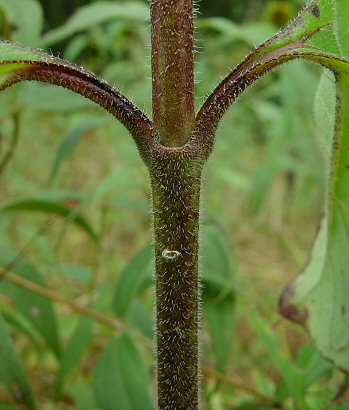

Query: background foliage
left=0, top=0, right=348, bottom=409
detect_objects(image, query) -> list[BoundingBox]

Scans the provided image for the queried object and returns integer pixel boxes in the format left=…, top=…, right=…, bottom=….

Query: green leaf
left=68, top=379, right=96, bottom=410
left=1, top=308, right=41, bottom=348
left=251, top=311, right=307, bottom=406
left=19, top=83, right=94, bottom=112
left=201, top=224, right=235, bottom=371
left=197, top=18, right=275, bottom=47
left=113, top=245, right=153, bottom=319
left=203, top=295, right=234, bottom=372
left=49, top=115, right=107, bottom=184
left=336, top=0, right=349, bottom=58
left=0, top=197, right=99, bottom=245
left=0, top=244, right=61, bottom=357
left=314, top=72, right=336, bottom=158
left=202, top=0, right=349, bottom=375
left=41, top=2, right=148, bottom=46
left=0, top=0, right=43, bottom=47
left=0, top=314, right=35, bottom=409
left=55, top=318, right=93, bottom=399
left=127, top=299, right=154, bottom=339
left=201, top=224, right=235, bottom=298
left=93, top=333, right=153, bottom=410
left=278, top=0, right=349, bottom=373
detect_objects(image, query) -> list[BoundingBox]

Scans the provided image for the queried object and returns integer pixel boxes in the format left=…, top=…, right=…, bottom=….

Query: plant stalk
left=148, top=152, right=203, bottom=409
left=151, top=0, right=195, bottom=147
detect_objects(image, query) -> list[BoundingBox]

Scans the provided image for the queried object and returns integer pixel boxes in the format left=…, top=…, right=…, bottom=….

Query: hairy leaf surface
left=196, top=0, right=349, bottom=371
left=269, top=0, right=349, bottom=371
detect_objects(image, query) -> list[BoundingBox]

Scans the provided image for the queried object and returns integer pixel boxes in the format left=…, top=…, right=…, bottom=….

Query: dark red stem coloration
left=151, top=0, right=195, bottom=147
left=0, top=61, right=155, bottom=157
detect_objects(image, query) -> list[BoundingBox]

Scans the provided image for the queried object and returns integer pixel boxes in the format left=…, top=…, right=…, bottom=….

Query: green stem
left=148, top=150, right=203, bottom=409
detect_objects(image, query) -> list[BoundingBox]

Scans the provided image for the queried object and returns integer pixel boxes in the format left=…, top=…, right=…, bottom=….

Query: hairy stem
left=151, top=0, right=195, bottom=147
left=148, top=150, right=203, bottom=409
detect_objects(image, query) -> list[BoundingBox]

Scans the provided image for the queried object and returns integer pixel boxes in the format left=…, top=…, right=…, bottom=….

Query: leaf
left=251, top=311, right=307, bottom=406
left=55, top=318, right=93, bottom=399
left=93, top=333, right=153, bottom=410
left=203, top=295, right=234, bottom=372
left=1, top=308, right=41, bottom=349
left=127, top=299, right=154, bottom=339
left=0, top=244, right=61, bottom=357
left=0, top=197, right=100, bottom=245
left=195, top=0, right=349, bottom=373
left=197, top=18, right=275, bottom=47
left=201, top=224, right=235, bottom=298
left=195, top=0, right=349, bottom=157
left=113, top=245, right=153, bottom=319
left=41, top=2, right=148, bottom=46
left=49, top=115, right=107, bottom=184
left=314, top=72, right=336, bottom=158
left=19, top=83, right=94, bottom=111
left=278, top=1, right=349, bottom=373
left=68, top=379, right=96, bottom=410
left=0, top=0, right=43, bottom=47
left=201, top=224, right=235, bottom=371
left=0, top=314, right=35, bottom=409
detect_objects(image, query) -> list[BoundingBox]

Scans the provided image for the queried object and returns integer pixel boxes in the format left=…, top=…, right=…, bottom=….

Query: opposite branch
left=0, top=40, right=156, bottom=158
left=193, top=26, right=329, bottom=159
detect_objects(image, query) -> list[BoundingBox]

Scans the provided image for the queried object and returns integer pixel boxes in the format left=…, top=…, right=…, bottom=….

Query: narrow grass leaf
left=0, top=0, right=43, bottom=47
left=49, top=115, right=107, bottom=184
left=55, top=318, right=93, bottom=399
left=41, top=2, right=148, bottom=46
left=0, top=309, right=41, bottom=349
left=201, top=224, right=235, bottom=298
left=93, top=333, right=153, bottom=410
left=0, top=244, right=61, bottom=357
left=203, top=295, right=234, bottom=372
left=201, top=224, right=235, bottom=371
left=0, top=197, right=99, bottom=245
left=113, top=245, right=153, bottom=319
left=0, top=314, right=35, bottom=410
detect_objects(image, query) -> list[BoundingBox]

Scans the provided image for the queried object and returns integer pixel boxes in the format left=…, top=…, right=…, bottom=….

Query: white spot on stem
left=162, top=249, right=181, bottom=260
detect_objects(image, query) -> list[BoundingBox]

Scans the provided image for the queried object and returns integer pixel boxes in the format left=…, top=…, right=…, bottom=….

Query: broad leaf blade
left=273, top=0, right=349, bottom=373
left=280, top=74, right=349, bottom=371
left=195, top=0, right=349, bottom=373
left=0, top=314, right=35, bottom=409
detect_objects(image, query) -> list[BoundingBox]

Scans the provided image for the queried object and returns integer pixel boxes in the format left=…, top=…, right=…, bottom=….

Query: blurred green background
left=0, top=0, right=347, bottom=409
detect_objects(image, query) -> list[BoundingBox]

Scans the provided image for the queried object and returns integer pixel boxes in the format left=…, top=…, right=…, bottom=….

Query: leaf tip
left=278, top=281, right=308, bottom=326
